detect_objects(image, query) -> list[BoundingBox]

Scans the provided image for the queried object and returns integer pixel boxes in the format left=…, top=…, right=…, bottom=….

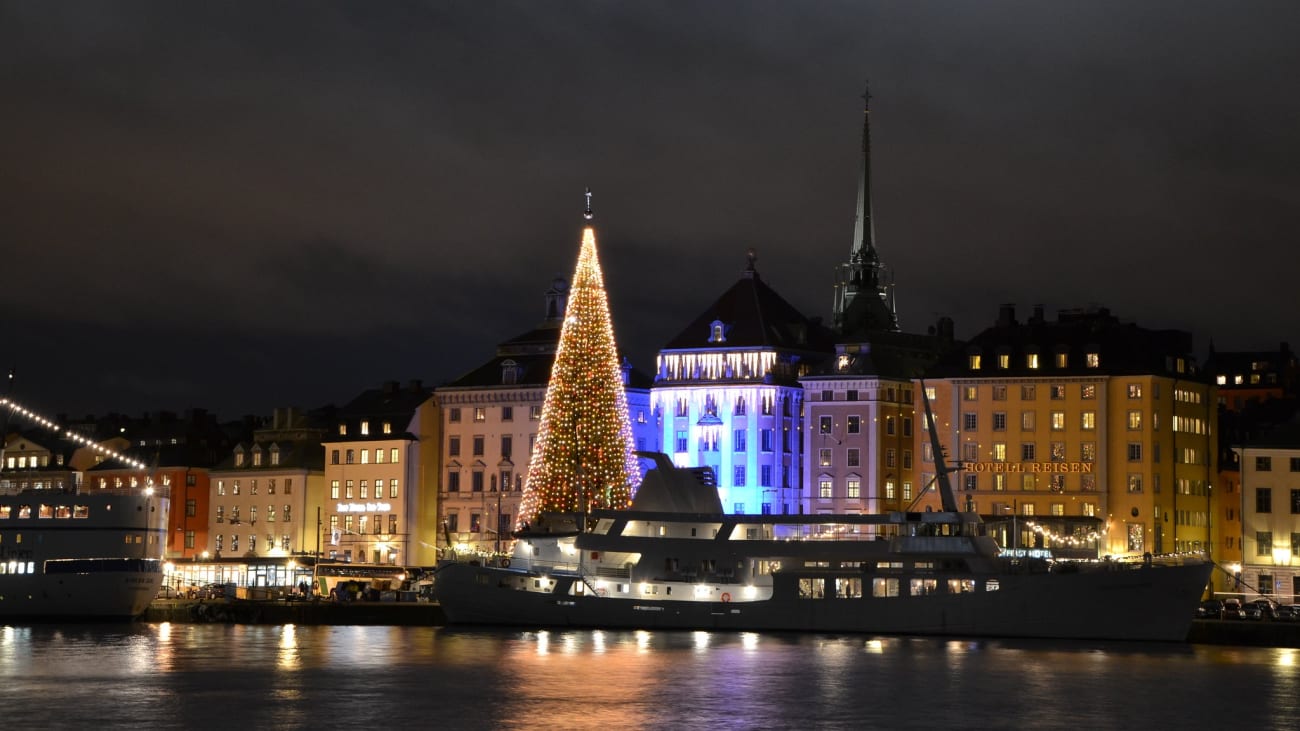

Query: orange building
left=916, top=305, right=1217, bottom=560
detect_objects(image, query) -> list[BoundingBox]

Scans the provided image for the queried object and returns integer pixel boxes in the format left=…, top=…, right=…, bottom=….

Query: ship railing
left=0, top=484, right=171, bottom=499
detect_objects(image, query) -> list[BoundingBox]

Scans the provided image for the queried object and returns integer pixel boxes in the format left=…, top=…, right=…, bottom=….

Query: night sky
left=3, top=2, right=1298, bottom=419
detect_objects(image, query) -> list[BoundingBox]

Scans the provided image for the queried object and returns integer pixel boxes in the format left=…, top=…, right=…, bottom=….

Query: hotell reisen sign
left=965, top=462, right=1094, bottom=474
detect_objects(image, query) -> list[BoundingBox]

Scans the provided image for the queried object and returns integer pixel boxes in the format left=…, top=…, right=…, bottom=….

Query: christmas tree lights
left=518, top=193, right=639, bottom=525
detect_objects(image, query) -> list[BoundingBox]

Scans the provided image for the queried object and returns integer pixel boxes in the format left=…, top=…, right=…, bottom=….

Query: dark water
left=2, top=623, right=1296, bottom=730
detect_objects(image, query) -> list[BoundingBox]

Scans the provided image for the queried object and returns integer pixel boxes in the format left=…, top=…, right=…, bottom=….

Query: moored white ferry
left=436, top=371, right=1217, bottom=644
left=0, top=485, right=168, bottom=619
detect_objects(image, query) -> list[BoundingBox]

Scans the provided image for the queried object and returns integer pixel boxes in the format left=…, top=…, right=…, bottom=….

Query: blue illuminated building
left=651, top=251, right=833, bottom=515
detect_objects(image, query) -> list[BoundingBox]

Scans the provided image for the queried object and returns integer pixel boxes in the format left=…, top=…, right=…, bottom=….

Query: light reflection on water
left=0, top=623, right=1298, bottom=730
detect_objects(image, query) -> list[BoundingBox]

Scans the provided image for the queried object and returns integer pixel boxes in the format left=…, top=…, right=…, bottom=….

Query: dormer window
left=1055, top=352, right=1068, bottom=368
left=338, top=423, right=347, bottom=436
left=252, top=447, right=263, bottom=467
left=234, top=447, right=245, bottom=467
left=382, top=422, right=392, bottom=434
left=360, top=420, right=370, bottom=436
left=501, top=359, right=520, bottom=385
left=968, top=354, right=982, bottom=370
left=1086, top=351, right=1100, bottom=368
left=837, top=354, right=851, bottom=371
left=1026, top=353, right=1040, bottom=369
left=270, top=445, right=281, bottom=466
left=708, top=320, right=726, bottom=343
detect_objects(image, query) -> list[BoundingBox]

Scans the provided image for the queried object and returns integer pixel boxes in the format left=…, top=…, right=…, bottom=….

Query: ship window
left=949, top=579, right=975, bottom=593
left=55, top=506, right=71, bottom=519
left=836, top=577, right=863, bottom=598
left=0, top=506, right=9, bottom=519
left=798, top=578, right=825, bottom=599
left=872, top=578, right=900, bottom=597
left=18, top=505, right=31, bottom=519
left=910, top=579, right=938, bottom=596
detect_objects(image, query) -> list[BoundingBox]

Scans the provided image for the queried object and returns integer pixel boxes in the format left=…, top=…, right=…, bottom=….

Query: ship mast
left=0, top=369, right=14, bottom=479
left=918, top=378, right=970, bottom=517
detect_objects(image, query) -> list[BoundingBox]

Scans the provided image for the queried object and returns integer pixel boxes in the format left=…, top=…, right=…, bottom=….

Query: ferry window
left=18, top=505, right=31, bottom=518
left=949, top=579, right=975, bottom=593
left=836, top=578, right=863, bottom=598
left=38, top=504, right=53, bottom=518
left=55, top=506, right=71, bottom=519
left=73, top=506, right=87, bottom=519
left=872, top=578, right=899, bottom=597
left=799, top=578, right=825, bottom=599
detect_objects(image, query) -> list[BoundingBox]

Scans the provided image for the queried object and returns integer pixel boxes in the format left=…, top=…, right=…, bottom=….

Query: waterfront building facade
left=917, top=305, right=1217, bottom=560
left=208, top=407, right=327, bottom=560
left=1207, top=343, right=1298, bottom=411
left=87, top=409, right=234, bottom=559
left=1235, top=423, right=1300, bottom=604
left=436, top=278, right=658, bottom=554
left=651, top=252, right=833, bottom=515
left=320, top=381, right=438, bottom=566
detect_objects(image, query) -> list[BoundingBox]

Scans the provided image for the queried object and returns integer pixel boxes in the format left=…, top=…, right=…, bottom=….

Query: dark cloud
left=2, top=1, right=1298, bottom=416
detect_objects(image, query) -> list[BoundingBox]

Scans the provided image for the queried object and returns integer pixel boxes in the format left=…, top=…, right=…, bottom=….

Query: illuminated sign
left=336, top=502, right=392, bottom=513
left=1000, top=548, right=1053, bottom=559
left=966, top=462, right=1094, bottom=474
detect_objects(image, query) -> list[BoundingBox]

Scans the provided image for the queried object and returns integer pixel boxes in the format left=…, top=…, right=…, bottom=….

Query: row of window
left=443, top=512, right=512, bottom=533
left=213, top=534, right=294, bottom=554
left=0, top=504, right=90, bottom=519
left=1253, top=457, right=1300, bottom=472
left=813, top=387, right=913, bottom=403
left=215, top=505, right=293, bottom=523
left=1252, top=488, right=1300, bottom=514
left=448, top=406, right=541, bottom=423
left=329, top=448, right=401, bottom=465
left=216, top=478, right=293, bottom=496
left=1255, top=531, right=1300, bottom=557
left=446, top=470, right=519, bottom=493
left=968, top=352, right=1101, bottom=371
left=730, top=464, right=795, bottom=488
left=4, top=454, right=64, bottom=470
left=961, top=409, right=1149, bottom=432
left=958, top=383, right=1161, bottom=401
left=329, top=479, right=400, bottom=500
left=448, top=434, right=532, bottom=460
left=338, top=420, right=394, bottom=436
left=327, top=513, right=398, bottom=536
left=988, top=501, right=1099, bottom=517
left=232, top=448, right=281, bottom=468
left=673, top=393, right=789, bottom=417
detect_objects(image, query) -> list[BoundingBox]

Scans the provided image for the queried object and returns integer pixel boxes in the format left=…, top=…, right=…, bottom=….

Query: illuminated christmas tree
left=518, top=190, right=639, bottom=524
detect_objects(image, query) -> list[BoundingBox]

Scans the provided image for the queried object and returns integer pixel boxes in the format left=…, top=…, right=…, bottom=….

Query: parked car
left=1221, top=598, right=1245, bottom=620
left=1249, top=598, right=1278, bottom=620
left=1196, top=599, right=1224, bottom=619
left=1242, top=603, right=1264, bottom=620
left=1275, top=605, right=1299, bottom=622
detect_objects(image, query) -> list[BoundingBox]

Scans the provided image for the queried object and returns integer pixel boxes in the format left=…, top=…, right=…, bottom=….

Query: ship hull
left=435, top=560, right=1212, bottom=642
left=0, top=489, right=168, bottom=620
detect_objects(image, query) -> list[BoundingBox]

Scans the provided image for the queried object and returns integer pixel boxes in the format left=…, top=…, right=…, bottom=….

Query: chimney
left=382, top=380, right=399, bottom=394
left=997, top=304, right=1017, bottom=328
left=408, top=379, right=424, bottom=393
left=1030, top=304, right=1045, bottom=325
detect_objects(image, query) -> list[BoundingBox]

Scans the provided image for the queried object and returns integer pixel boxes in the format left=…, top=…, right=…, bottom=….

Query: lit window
left=360, top=420, right=370, bottom=436
left=1055, top=353, right=1068, bottom=368
left=1026, top=353, right=1040, bottom=369
left=969, top=354, right=982, bottom=370
left=1085, top=352, right=1100, bottom=368
left=998, top=354, right=1010, bottom=369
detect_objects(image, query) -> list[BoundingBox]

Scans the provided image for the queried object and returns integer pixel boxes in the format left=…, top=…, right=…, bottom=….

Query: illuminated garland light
left=0, top=397, right=148, bottom=470
left=1022, top=520, right=1106, bottom=547
left=517, top=204, right=639, bottom=527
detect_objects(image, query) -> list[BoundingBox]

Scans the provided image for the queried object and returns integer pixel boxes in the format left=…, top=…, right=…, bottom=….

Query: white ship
left=0, top=485, right=168, bottom=619
left=435, top=387, right=1212, bottom=642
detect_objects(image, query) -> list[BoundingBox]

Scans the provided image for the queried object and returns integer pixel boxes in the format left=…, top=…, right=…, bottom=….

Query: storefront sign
left=967, top=462, right=1094, bottom=474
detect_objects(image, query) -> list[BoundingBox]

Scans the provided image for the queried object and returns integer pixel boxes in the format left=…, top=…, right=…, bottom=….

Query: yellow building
left=320, top=381, right=439, bottom=567
left=915, top=305, right=1216, bottom=560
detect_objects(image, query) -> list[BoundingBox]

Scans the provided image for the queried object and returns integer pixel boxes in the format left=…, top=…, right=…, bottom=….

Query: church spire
left=832, top=82, right=898, bottom=335
left=852, top=82, right=880, bottom=281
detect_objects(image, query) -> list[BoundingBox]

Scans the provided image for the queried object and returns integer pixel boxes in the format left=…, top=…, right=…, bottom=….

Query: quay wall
left=145, top=598, right=445, bottom=626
